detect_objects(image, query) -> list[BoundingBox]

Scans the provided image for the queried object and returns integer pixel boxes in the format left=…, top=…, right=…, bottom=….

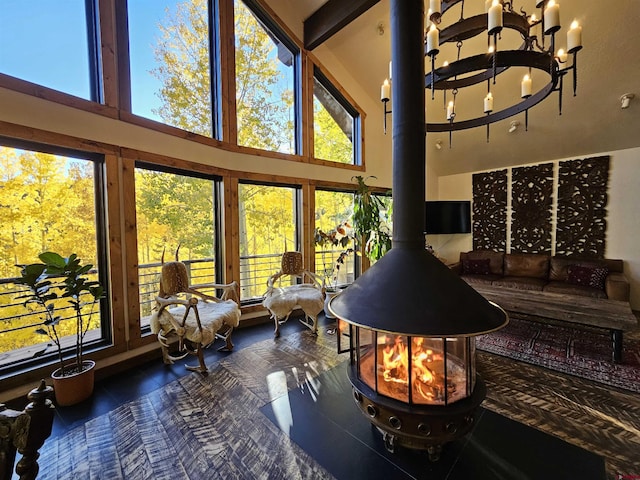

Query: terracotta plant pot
left=51, top=360, right=96, bottom=406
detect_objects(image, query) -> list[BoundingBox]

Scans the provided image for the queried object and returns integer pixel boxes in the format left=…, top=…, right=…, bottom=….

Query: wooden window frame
left=0, top=135, right=120, bottom=380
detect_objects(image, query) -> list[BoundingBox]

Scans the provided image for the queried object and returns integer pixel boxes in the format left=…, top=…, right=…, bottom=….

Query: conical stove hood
left=328, top=0, right=507, bottom=337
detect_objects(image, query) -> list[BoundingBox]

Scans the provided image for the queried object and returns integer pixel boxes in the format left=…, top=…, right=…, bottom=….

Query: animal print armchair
left=262, top=251, right=325, bottom=337
left=150, top=256, right=241, bottom=373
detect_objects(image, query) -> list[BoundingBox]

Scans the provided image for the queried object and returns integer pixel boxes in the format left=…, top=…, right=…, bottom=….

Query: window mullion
left=85, top=0, right=102, bottom=103
left=220, top=0, right=238, bottom=144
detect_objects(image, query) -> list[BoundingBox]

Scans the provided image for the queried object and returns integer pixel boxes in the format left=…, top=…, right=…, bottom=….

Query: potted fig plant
left=16, top=252, right=105, bottom=406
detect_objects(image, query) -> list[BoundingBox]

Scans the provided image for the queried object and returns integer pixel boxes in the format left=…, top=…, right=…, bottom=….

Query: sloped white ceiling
left=269, top=0, right=640, bottom=176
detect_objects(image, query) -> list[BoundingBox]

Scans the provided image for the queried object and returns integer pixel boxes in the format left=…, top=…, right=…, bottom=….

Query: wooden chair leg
left=217, top=326, right=234, bottom=352
left=185, top=343, right=208, bottom=374
left=298, top=313, right=318, bottom=335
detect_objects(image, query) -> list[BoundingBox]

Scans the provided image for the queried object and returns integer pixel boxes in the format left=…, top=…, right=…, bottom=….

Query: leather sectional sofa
left=451, top=250, right=630, bottom=302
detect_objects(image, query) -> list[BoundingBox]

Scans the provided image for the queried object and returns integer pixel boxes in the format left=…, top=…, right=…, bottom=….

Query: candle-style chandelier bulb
left=544, top=0, right=561, bottom=34
left=567, top=20, right=582, bottom=53
left=487, top=0, right=503, bottom=34
left=521, top=74, right=532, bottom=98
left=426, top=24, right=439, bottom=56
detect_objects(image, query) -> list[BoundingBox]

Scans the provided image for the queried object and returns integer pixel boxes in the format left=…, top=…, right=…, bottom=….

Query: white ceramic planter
left=324, top=288, right=344, bottom=319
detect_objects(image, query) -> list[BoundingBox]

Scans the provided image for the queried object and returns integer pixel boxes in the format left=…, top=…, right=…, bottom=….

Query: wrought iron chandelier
left=380, top=0, right=583, bottom=145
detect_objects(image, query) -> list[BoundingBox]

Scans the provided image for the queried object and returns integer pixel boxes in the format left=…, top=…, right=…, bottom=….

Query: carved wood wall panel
left=472, top=170, right=507, bottom=251
left=511, top=163, right=554, bottom=253
left=556, top=156, right=609, bottom=258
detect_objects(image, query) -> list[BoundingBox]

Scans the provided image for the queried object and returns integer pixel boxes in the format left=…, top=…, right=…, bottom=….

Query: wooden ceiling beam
left=304, top=0, right=381, bottom=50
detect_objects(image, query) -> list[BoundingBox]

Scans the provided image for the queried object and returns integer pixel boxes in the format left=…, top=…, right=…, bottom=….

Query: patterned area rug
left=476, top=316, right=640, bottom=393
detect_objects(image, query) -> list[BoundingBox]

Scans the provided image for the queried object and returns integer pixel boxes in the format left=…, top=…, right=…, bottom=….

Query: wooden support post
left=14, top=380, right=55, bottom=480
left=0, top=380, right=54, bottom=480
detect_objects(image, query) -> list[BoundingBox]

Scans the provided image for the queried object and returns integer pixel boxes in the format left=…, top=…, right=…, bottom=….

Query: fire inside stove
left=336, top=322, right=487, bottom=459
left=358, top=331, right=474, bottom=406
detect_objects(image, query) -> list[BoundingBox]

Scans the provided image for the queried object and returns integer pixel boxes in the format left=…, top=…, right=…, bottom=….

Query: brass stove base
left=349, top=369, right=486, bottom=461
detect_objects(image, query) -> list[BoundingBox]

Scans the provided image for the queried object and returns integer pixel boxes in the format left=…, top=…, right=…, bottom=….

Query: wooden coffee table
left=472, top=285, right=638, bottom=363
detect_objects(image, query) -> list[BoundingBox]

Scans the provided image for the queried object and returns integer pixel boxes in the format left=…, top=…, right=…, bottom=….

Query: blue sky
left=0, top=1, right=294, bottom=134
left=0, top=0, right=175, bottom=119
left=0, top=0, right=91, bottom=98
left=127, top=0, right=177, bottom=118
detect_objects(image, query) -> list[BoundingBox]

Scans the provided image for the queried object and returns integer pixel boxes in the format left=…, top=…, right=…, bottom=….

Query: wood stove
left=327, top=0, right=508, bottom=462
left=334, top=314, right=508, bottom=460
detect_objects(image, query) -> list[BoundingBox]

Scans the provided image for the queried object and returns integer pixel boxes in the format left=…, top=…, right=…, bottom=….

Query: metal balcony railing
left=315, top=248, right=356, bottom=288
left=1, top=252, right=356, bottom=369
left=239, top=253, right=284, bottom=301
left=137, top=258, right=216, bottom=325
left=0, top=271, right=103, bottom=370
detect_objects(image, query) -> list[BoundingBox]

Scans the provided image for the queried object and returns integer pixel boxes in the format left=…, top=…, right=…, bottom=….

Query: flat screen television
left=425, top=200, right=471, bottom=234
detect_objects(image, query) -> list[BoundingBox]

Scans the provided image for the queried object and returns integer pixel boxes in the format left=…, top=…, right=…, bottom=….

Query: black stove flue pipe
left=328, top=0, right=507, bottom=338
left=390, top=0, right=427, bottom=252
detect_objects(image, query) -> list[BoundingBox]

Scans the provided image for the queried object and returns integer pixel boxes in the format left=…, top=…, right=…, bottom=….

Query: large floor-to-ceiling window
left=238, top=182, right=299, bottom=301
left=314, top=189, right=357, bottom=288
left=134, top=164, right=221, bottom=326
left=127, top=0, right=218, bottom=137
left=0, top=0, right=101, bottom=101
left=313, top=67, right=360, bottom=165
left=0, top=141, right=109, bottom=373
left=234, top=0, right=299, bottom=154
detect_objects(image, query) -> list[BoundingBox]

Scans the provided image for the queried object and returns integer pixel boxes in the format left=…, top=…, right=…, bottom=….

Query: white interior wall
left=434, top=147, right=640, bottom=311
left=606, top=148, right=640, bottom=310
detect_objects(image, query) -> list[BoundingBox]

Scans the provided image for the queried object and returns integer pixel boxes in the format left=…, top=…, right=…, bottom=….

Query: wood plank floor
left=37, top=318, right=640, bottom=479
left=478, top=352, right=640, bottom=477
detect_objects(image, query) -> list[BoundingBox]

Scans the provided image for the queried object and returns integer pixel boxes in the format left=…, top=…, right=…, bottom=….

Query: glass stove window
left=357, top=327, right=376, bottom=391
left=376, top=334, right=410, bottom=403
left=412, top=337, right=470, bottom=406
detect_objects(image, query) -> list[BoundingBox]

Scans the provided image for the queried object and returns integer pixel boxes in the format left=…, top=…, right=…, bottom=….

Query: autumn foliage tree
left=1, top=0, right=365, bottom=360
left=152, top=0, right=295, bottom=152
left=0, top=149, right=100, bottom=355
left=147, top=0, right=300, bottom=299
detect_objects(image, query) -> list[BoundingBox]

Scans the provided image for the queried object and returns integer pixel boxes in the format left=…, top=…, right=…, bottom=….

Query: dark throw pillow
left=567, top=264, right=609, bottom=290
left=463, top=258, right=491, bottom=275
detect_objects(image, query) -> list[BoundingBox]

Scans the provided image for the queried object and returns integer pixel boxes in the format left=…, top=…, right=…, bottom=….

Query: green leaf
left=90, top=286, right=105, bottom=299
left=39, top=251, right=65, bottom=268
left=78, top=265, right=93, bottom=275
left=15, top=263, right=47, bottom=286
left=44, top=317, right=61, bottom=326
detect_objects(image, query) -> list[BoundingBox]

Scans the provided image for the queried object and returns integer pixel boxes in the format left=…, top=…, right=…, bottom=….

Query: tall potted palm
left=16, top=252, right=105, bottom=406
